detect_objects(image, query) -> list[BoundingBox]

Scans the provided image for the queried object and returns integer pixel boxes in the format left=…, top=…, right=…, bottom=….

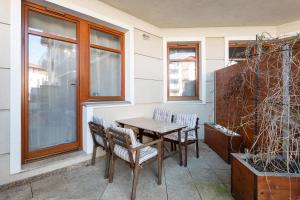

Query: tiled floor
left=0, top=142, right=234, bottom=200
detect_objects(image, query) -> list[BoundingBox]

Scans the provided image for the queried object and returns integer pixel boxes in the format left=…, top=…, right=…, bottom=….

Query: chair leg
left=104, top=151, right=110, bottom=179
left=184, top=143, right=188, bottom=167
left=109, top=154, right=115, bottom=183
left=178, top=142, right=183, bottom=166
left=196, top=139, right=199, bottom=158
left=170, top=142, right=174, bottom=151
left=131, top=165, right=140, bottom=200
left=91, top=145, right=96, bottom=165
left=138, top=128, right=143, bottom=143
left=157, top=146, right=162, bottom=185
left=177, top=130, right=183, bottom=166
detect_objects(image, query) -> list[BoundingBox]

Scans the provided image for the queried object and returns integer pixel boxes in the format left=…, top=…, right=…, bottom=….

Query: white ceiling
left=99, top=0, right=300, bottom=28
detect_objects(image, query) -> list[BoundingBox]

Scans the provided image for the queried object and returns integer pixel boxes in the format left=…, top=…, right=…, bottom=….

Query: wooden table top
left=116, top=117, right=186, bottom=135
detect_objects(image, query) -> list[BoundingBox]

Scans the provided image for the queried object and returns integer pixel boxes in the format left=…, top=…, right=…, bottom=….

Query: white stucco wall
left=2, top=0, right=300, bottom=185
left=0, top=0, right=11, bottom=182
left=277, top=19, right=300, bottom=35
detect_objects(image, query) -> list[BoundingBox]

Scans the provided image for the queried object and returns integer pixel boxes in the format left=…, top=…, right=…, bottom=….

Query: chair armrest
left=131, top=138, right=163, bottom=151
left=182, top=127, right=197, bottom=133
left=182, top=127, right=198, bottom=141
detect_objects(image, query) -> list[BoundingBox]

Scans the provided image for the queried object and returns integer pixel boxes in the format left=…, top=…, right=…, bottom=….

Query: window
left=229, top=40, right=271, bottom=64
left=229, top=41, right=253, bottom=62
left=88, top=26, right=125, bottom=100
left=167, top=43, right=199, bottom=101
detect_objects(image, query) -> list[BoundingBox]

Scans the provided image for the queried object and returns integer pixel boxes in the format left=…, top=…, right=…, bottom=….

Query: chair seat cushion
left=113, top=142, right=158, bottom=164
left=164, top=129, right=196, bottom=142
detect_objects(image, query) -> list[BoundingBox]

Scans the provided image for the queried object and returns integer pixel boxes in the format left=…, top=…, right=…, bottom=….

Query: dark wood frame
left=88, top=121, right=110, bottom=179
left=163, top=117, right=200, bottom=167
left=22, top=1, right=125, bottom=162
left=167, top=43, right=200, bottom=101
left=106, top=128, right=162, bottom=200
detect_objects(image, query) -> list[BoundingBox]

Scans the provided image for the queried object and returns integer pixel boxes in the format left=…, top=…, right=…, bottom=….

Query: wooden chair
left=88, top=121, right=110, bottom=179
left=140, top=108, right=173, bottom=142
left=163, top=113, right=199, bottom=167
left=106, top=126, right=162, bottom=200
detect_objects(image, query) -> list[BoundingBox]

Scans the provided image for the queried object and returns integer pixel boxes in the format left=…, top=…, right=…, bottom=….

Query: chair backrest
left=153, top=108, right=173, bottom=123
left=108, top=126, right=138, bottom=147
left=88, top=121, right=107, bottom=149
left=173, top=113, right=198, bottom=130
left=106, top=126, right=137, bottom=165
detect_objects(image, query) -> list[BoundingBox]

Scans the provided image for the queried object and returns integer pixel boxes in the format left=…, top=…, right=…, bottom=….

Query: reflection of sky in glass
left=169, top=48, right=196, bottom=60
left=29, top=35, right=47, bottom=65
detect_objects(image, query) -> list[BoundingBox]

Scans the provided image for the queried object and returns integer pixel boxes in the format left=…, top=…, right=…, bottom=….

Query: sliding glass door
left=24, top=7, right=79, bottom=160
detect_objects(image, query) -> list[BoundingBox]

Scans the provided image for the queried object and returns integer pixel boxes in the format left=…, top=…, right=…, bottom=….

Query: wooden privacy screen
left=215, top=42, right=300, bottom=150
left=215, top=61, right=255, bottom=149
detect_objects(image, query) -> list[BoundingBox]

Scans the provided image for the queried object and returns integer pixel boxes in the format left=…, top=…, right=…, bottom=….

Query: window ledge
left=82, top=101, right=133, bottom=108
left=165, top=100, right=205, bottom=105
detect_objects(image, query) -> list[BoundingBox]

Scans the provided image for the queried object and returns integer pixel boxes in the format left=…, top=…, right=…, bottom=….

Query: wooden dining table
left=116, top=117, right=186, bottom=165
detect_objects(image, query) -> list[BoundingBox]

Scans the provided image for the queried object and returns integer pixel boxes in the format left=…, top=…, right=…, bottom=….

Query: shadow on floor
left=0, top=142, right=233, bottom=200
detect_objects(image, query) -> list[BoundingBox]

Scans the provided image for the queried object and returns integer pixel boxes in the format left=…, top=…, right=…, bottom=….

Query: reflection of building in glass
left=169, top=59, right=196, bottom=96
left=28, top=35, right=77, bottom=151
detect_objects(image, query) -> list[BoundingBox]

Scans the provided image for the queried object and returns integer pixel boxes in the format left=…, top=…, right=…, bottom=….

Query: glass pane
left=90, top=48, right=121, bottom=96
left=90, top=29, right=120, bottom=50
left=28, top=35, right=77, bottom=151
left=169, top=48, right=196, bottom=60
left=169, top=61, right=196, bottom=96
left=29, top=11, right=76, bottom=39
left=229, top=47, right=247, bottom=59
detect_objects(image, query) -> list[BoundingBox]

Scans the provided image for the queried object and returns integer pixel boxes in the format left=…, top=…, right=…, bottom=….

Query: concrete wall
left=0, top=0, right=11, bottom=160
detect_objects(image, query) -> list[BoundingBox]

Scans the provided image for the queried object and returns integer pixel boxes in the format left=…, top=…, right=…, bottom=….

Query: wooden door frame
left=22, top=1, right=126, bottom=163
left=22, top=2, right=82, bottom=163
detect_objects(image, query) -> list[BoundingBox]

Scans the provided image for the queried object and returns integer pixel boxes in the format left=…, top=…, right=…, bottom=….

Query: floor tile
left=0, top=184, right=32, bottom=200
left=164, top=157, right=201, bottom=200
left=0, top=141, right=234, bottom=200
left=31, top=164, right=108, bottom=200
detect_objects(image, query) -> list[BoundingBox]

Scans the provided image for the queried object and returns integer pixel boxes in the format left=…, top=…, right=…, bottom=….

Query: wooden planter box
left=231, top=153, right=300, bottom=200
left=204, top=123, right=242, bottom=163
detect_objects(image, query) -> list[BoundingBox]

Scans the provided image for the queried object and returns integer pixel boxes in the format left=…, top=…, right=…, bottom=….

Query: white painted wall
left=277, top=19, right=300, bottom=35
left=0, top=0, right=11, bottom=180
left=2, top=0, right=300, bottom=186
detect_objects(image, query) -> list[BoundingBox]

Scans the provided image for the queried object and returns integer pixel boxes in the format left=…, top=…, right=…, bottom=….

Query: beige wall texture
left=93, top=32, right=225, bottom=140
left=0, top=0, right=11, bottom=156
left=0, top=0, right=11, bottom=185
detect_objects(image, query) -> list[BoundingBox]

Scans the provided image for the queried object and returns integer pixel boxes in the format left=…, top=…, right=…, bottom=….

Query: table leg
left=161, top=138, right=164, bottom=162
left=178, top=130, right=182, bottom=166
left=138, top=128, right=144, bottom=143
